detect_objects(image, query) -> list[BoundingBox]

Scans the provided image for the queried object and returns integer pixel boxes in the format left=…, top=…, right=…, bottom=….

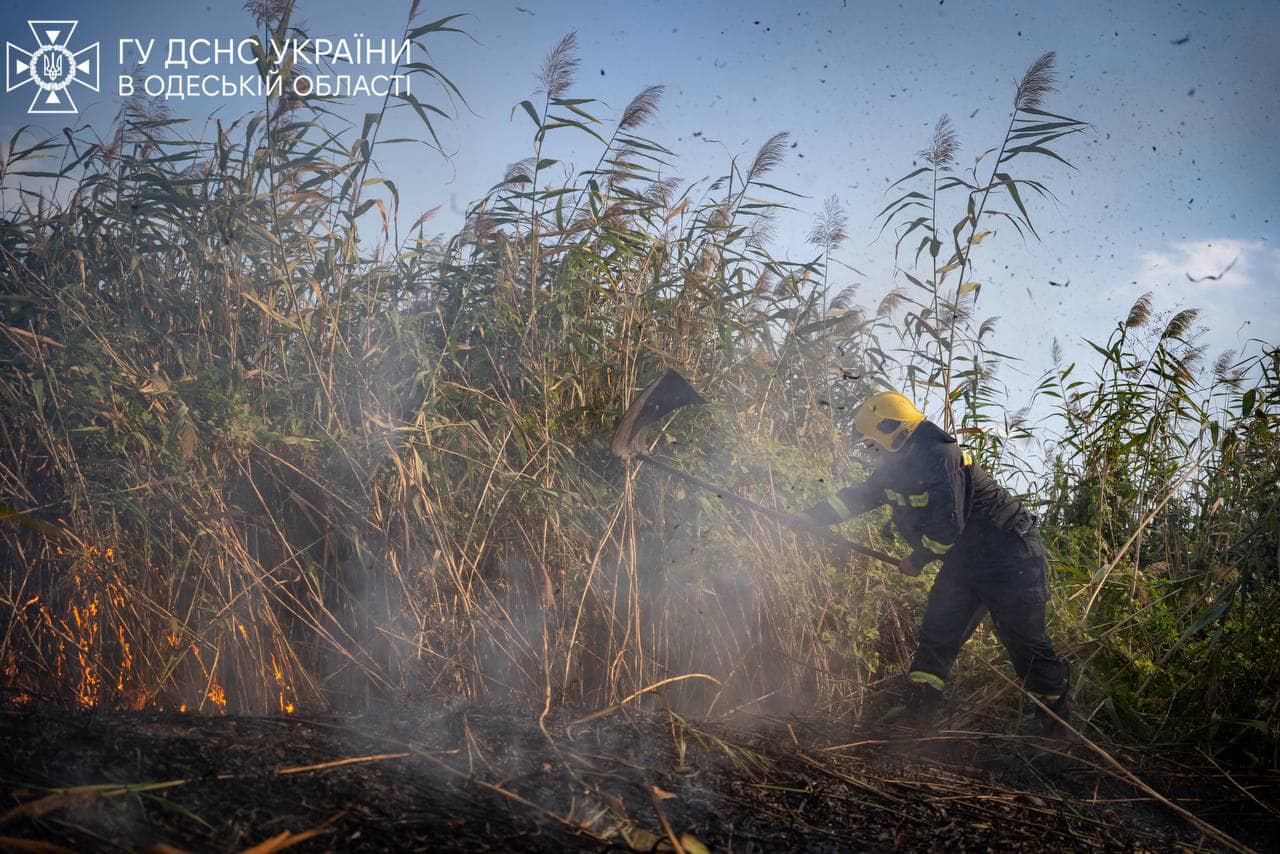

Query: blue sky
left=2, top=0, right=1277, bottom=415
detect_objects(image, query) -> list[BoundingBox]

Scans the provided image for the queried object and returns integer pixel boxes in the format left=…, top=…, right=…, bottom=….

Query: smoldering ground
left=5, top=701, right=1277, bottom=851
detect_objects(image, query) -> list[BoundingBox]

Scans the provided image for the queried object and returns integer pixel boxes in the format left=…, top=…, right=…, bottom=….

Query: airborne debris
left=1186, top=256, right=1237, bottom=283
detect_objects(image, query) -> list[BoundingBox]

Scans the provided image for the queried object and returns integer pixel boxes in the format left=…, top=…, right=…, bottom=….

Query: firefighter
left=797, top=391, right=1069, bottom=731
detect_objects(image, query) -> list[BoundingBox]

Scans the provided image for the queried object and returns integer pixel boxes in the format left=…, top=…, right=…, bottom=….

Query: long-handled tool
left=611, top=369, right=898, bottom=567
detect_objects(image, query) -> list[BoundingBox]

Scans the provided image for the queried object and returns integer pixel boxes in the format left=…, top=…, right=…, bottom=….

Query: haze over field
left=1, top=4, right=1278, bottom=849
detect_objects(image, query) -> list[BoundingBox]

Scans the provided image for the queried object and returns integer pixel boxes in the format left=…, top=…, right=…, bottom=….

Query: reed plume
left=1015, top=50, right=1057, bottom=111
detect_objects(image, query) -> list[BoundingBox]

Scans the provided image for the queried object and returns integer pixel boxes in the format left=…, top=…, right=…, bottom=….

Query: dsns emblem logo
left=6, top=20, right=99, bottom=114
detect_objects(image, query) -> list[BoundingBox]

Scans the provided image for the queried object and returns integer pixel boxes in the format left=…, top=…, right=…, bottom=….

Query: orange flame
left=269, top=652, right=296, bottom=714
left=2, top=543, right=321, bottom=716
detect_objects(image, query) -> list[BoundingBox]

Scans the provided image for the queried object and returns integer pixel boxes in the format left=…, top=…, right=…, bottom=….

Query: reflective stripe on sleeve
left=908, top=492, right=929, bottom=507
left=921, top=534, right=952, bottom=555
left=884, top=488, right=906, bottom=506
left=825, top=494, right=853, bottom=521
left=909, top=670, right=945, bottom=691
left=962, top=449, right=973, bottom=466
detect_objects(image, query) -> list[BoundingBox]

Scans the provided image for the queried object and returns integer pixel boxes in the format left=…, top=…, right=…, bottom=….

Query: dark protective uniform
left=805, top=421, right=1066, bottom=699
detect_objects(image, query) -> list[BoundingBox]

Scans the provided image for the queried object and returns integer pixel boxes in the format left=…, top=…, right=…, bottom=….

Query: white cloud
left=1128, top=238, right=1280, bottom=354
left=1136, top=238, right=1277, bottom=291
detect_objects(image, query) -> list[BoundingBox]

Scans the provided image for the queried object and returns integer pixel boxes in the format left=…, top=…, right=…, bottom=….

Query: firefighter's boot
left=1034, top=689, right=1072, bottom=738
left=902, top=681, right=944, bottom=731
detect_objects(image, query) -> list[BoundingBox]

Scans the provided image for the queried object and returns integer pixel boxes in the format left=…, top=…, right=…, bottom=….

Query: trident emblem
left=6, top=20, right=99, bottom=114
left=41, top=52, right=63, bottom=82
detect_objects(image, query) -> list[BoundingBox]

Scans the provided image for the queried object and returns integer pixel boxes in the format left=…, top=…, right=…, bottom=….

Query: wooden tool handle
left=635, top=452, right=899, bottom=567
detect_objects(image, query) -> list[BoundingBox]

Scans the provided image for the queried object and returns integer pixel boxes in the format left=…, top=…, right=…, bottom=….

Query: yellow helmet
left=853, top=391, right=925, bottom=452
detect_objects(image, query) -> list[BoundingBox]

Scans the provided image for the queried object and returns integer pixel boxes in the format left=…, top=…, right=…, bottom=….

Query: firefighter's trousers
left=909, top=525, right=1066, bottom=698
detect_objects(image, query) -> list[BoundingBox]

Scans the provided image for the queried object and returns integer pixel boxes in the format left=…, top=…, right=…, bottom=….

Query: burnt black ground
left=0, top=703, right=1276, bottom=852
